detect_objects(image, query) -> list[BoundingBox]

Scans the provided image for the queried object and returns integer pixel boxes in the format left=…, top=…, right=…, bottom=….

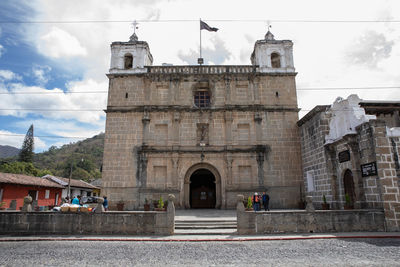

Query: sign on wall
left=338, top=150, right=350, bottom=163
left=361, top=162, right=378, bottom=177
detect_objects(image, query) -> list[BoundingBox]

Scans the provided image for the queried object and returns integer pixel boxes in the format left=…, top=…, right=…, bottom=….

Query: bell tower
left=109, top=30, right=153, bottom=74
left=251, top=30, right=295, bottom=73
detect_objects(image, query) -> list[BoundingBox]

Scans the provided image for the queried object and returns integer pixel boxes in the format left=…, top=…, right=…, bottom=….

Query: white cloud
left=0, top=78, right=108, bottom=123
left=0, top=70, right=22, bottom=81
left=32, top=65, right=52, bottom=85
left=0, top=129, right=47, bottom=151
left=9, top=0, right=400, bottom=124
left=38, top=26, right=87, bottom=58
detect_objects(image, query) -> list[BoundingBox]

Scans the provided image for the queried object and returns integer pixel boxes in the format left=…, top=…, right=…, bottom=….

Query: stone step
left=175, top=221, right=236, bottom=225
left=175, top=219, right=237, bottom=223
left=175, top=225, right=237, bottom=229
left=174, top=228, right=238, bottom=235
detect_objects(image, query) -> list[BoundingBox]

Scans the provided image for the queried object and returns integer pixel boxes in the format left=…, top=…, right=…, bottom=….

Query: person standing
left=252, top=192, right=260, bottom=211
left=72, top=195, right=80, bottom=205
left=262, top=192, right=270, bottom=211
left=103, top=196, right=109, bottom=211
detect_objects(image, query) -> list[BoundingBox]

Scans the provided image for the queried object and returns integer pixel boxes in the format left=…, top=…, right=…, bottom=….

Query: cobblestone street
left=1, top=238, right=399, bottom=266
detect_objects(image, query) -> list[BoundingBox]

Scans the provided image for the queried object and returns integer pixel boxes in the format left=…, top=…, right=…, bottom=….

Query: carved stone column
left=142, top=110, right=150, bottom=146
left=254, top=112, right=262, bottom=145
left=224, top=76, right=231, bottom=105
left=347, top=138, right=366, bottom=208
left=224, top=111, right=233, bottom=146
left=225, top=153, right=233, bottom=186
left=171, top=153, right=179, bottom=188
left=172, top=112, right=181, bottom=146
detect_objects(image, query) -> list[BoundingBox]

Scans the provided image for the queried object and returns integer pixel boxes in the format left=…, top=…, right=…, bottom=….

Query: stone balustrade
left=147, top=65, right=258, bottom=75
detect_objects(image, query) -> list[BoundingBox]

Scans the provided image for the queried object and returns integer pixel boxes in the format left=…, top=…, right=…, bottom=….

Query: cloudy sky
left=0, top=0, right=399, bottom=152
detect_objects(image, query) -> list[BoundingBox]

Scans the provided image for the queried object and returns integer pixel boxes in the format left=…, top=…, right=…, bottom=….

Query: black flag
left=200, top=20, right=218, bottom=32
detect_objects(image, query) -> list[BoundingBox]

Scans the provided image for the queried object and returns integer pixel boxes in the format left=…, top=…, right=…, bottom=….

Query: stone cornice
left=105, top=105, right=299, bottom=113
left=136, top=144, right=270, bottom=155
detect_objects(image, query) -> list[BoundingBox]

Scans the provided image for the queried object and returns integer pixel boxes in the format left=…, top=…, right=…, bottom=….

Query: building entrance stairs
left=174, top=209, right=237, bottom=235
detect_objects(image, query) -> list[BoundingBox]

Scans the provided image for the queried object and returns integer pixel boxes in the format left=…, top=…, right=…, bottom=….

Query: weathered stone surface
left=94, top=197, right=105, bottom=213
left=237, top=209, right=385, bottom=234
left=102, top=33, right=303, bottom=210
left=0, top=210, right=174, bottom=236
left=8, top=200, right=17, bottom=210
left=21, top=196, right=32, bottom=212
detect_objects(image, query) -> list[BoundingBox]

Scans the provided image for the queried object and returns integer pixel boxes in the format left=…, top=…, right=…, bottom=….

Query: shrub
left=246, top=196, right=253, bottom=209
left=158, top=196, right=164, bottom=209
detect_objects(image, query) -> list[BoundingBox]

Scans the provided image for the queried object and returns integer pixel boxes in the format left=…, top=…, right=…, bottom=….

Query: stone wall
left=237, top=209, right=385, bottom=234
left=0, top=210, right=174, bottom=236
left=297, top=106, right=332, bottom=207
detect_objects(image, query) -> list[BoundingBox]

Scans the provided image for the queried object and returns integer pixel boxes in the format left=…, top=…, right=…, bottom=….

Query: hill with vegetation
left=33, top=133, right=105, bottom=181
left=0, top=145, right=20, bottom=158
left=0, top=133, right=104, bottom=181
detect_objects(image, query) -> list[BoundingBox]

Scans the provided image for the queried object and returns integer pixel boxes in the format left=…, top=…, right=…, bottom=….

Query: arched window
left=271, top=52, right=281, bottom=68
left=194, top=90, right=210, bottom=108
left=124, top=53, right=133, bottom=69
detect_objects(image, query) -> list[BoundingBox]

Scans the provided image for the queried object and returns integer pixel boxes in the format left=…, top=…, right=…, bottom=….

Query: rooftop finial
left=264, top=22, right=274, bottom=40
left=129, top=20, right=139, bottom=42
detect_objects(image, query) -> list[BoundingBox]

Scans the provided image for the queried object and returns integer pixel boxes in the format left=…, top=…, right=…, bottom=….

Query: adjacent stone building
left=102, top=30, right=303, bottom=210
left=298, top=95, right=400, bottom=231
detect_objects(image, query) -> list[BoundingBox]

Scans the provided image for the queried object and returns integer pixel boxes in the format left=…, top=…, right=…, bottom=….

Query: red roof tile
left=0, top=172, right=64, bottom=188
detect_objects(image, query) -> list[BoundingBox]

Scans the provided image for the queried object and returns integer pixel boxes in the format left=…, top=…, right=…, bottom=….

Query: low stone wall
left=237, top=210, right=385, bottom=235
left=0, top=210, right=174, bottom=236
left=0, top=195, right=176, bottom=236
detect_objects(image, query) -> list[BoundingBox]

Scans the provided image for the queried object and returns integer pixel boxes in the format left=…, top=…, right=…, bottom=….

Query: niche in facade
left=124, top=53, right=133, bottom=69
left=271, top=52, right=281, bottom=68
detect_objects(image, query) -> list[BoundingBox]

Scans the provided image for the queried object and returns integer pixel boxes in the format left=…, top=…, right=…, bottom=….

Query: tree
left=19, top=124, right=34, bottom=163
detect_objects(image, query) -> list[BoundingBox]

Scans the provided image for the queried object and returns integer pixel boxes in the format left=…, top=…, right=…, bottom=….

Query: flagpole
left=199, top=18, right=202, bottom=64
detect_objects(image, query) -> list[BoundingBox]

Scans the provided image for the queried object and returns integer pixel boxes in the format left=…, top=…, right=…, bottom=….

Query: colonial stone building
left=102, top=30, right=303, bottom=210
left=298, top=95, right=400, bottom=231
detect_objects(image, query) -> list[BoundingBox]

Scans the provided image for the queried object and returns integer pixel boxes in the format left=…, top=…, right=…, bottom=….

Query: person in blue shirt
left=262, top=192, right=270, bottom=211
left=103, top=196, right=109, bottom=211
left=72, top=195, right=80, bottom=205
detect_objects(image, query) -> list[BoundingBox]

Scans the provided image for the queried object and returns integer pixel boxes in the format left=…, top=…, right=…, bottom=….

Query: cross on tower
left=266, top=20, right=272, bottom=31
left=132, top=20, right=139, bottom=34
left=129, top=20, right=139, bottom=42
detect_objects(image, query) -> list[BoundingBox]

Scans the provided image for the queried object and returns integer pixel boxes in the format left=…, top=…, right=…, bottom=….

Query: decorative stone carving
left=22, top=195, right=32, bottom=212
left=254, top=112, right=262, bottom=123
left=236, top=194, right=245, bottom=212
left=305, top=196, right=315, bottom=212
left=325, top=94, right=376, bottom=144
left=8, top=200, right=17, bottom=210
left=94, top=197, right=105, bottom=213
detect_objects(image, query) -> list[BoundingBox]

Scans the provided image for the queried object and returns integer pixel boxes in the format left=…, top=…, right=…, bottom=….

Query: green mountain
left=0, top=145, right=20, bottom=158
left=33, top=133, right=105, bottom=181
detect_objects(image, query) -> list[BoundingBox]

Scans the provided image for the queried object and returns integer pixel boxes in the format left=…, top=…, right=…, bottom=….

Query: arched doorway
left=184, top=163, right=222, bottom=209
left=190, top=169, right=216, bottom=208
left=343, top=169, right=355, bottom=207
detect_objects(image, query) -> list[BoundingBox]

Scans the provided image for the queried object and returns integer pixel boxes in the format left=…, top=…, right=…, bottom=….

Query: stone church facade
left=102, top=30, right=303, bottom=210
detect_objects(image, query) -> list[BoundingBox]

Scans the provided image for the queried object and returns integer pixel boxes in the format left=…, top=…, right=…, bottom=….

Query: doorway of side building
left=343, top=169, right=356, bottom=207
left=190, top=168, right=216, bottom=208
